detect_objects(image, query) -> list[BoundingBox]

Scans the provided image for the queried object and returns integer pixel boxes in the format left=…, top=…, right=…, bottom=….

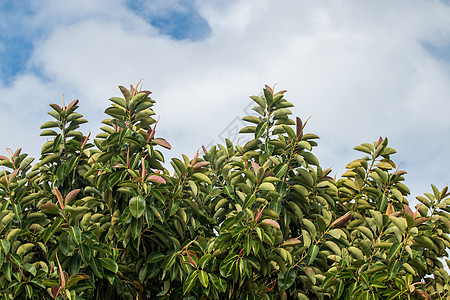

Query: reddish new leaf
left=394, top=170, right=407, bottom=176
left=81, top=131, right=91, bottom=149
left=13, top=148, right=21, bottom=158
left=56, top=253, right=65, bottom=288
left=147, top=117, right=159, bottom=141
left=261, top=219, right=280, bottom=229
left=65, top=189, right=81, bottom=205
left=330, top=212, right=351, bottom=227
left=51, top=286, right=61, bottom=299
left=8, top=169, right=19, bottom=182
left=153, top=138, right=172, bottom=150
left=296, top=117, right=303, bottom=139
left=193, top=161, right=210, bottom=170
left=202, top=145, right=208, bottom=155
left=190, top=150, right=199, bottom=167
left=322, top=168, right=332, bottom=178
left=404, top=204, right=414, bottom=218
left=386, top=203, right=393, bottom=215
left=376, top=137, right=383, bottom=148
left=251, top=161, right=260, bottom=176
left=53, top=187, right=64, bottom=211
left=50, top=104, right=62, bottom=113
left=140, top=90, right=152, bottom=96
left=282, top=238, right=301, bottom=247
left=66, top=99, right=79, bottom=111
left=415, top=289, right=431, bottom=300
left=148, top=175, right=166, bottom=184
left=127, top=148, right=130, bottom=169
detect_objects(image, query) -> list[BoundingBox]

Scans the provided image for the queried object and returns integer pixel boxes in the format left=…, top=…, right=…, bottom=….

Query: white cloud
left=1, top=0, right=450, bottom=199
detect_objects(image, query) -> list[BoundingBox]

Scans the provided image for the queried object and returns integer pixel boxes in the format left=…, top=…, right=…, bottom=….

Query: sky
left=0, top=0, right=450, bottom=203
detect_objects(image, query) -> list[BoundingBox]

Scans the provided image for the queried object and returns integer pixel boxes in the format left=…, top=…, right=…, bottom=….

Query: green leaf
left=259, top=182, right=275, bottom=191
left=40, top=121, right=60, bottom=129
left=278, top=268, right=296, bottom=290
left=199, top=270, right=209, bottom=288
left=388, top=242, right=402, bottom=261
left=81, top=231, right=98, bottom=245
left=25, top=284, right=33, bottom=299
left=242, top=116, right=261, bottom=124
left=255, top=122, right=267, bottom=139
left=282, top=125, right=296, bottom=141
left=354, top=145, right=372, bottom=154
left=19, top=157, right=34, bottom=170
left=183, top=270, right=198, bottom=294
left=130, top=216, right=142, bottom=239
left=242, top=194, right=256, bottom=210
left=198, top=254, right=212, bottom=269
left=402, top=262, right=416, bottom=275
left=2, top=261, right=11, bottom=281
left=40, top=130, right=58, bottom=136
left=306, top=245, right=319, bottom=265
left=9, top=253, right=22, bottom=267
left=66, top=273, right=90, bottom=289
left=90, top=258, right=103, bottom=278
left=302, top=219, right=316, bottom=238
left=16, top=243, right=34, bottom=257
left=59, top=233, right=76, bottom=256
left=389, top=216, right=408, bottom=234
left=325, top=241, right=341, bottom=256
left=129, top=196, right=145, bottom=219
left=356, top=226, right=373, bottom=240
left=263, top=88, right=273, bottom=105
left=387, top=260, right=400, bottom=280
left=43, top=217, right=63, bottom=244
left=230, top=261, right=239, bottom=282
left=163, top=253, right=177, bottom=272
left=250, top=96, right=266, bottom=108
left=105, top=107, right=126, bottom=119
left=191, top=172, right=212, bottom=185
left=273, top=108, right=292, bottom=116
left=109, top=97, right=127, bottom=109
left=348, top=247, right=364, bottom=260
left=129, top=92, right=148, bottom=110
left=1, top=239, right=10, bottom=254
left=147, top=252, right=165, bottom=264
left=69, top=226, right=82, bottom=245
left=209, top=273, right=227, bottom=292
left=100, top=257, right=118, bottom=273
left=239, top=126, right=257, bottom=134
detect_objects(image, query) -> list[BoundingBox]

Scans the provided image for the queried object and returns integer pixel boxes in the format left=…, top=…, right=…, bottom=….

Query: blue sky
left=1, top=0, right=450, bottom=200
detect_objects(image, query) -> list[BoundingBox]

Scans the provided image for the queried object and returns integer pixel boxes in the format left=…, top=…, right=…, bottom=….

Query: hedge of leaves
left=0, top=84, right=449, bottom=299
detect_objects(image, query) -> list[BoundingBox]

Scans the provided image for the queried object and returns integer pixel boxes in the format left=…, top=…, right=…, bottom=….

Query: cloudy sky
left=1, top=0, right=449, bottom=201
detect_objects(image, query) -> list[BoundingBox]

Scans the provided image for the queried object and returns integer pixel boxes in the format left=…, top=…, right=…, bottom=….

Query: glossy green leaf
left=129, top=196, right=145, bottom=219
left=199, top=270, right=209, bottom=288
left=100, top=257, right=118, bottom=273
left=306, top=245, right=319, bottom=265
left=255, top=122, right=267, bottom=139
left=388, top=242, right=402, bottom=261
left=59, top=233, right=76, bottom=256
left=183, top=270, right=198, bottom=294
left=69, top=226, right=82, bottom=245
left=278, top=268, right=296, bottom=290
left=1, top=239, right=10, bottom=254
left=209, top=273, right=227, bottom=292
left=191, top=172, right=212, bottom=185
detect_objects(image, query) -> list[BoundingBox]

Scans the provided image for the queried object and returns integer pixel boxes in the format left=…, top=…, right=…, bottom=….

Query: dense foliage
left=0, top=84, right=449, bottom=299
